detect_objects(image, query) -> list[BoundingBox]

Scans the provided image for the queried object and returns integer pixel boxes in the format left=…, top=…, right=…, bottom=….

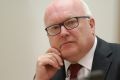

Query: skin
left=35, top=0, right=95, bottom=80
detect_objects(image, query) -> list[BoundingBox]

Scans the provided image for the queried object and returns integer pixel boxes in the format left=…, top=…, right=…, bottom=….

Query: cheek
left=72, top=28, right=82, bottom=39
left=49, top=37, right=59, bottom=48
left=73, top=27, right=88, bottom=44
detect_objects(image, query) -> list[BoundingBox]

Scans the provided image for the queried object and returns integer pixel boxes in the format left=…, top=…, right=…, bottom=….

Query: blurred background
left=0, top=0, right=119, bottom=80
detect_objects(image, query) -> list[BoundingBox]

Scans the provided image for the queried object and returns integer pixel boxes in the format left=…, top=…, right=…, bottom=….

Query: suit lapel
left=51, top=65, right=66, bottom=80
left=92, top=37, right=113, bottom=79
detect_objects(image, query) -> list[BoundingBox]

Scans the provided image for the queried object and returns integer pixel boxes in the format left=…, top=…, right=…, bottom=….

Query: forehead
left=44, top=0, right=85, bottom=27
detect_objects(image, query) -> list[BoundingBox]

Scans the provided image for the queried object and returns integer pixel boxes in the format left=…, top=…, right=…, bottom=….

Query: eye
left=64, top=18, right=78, bottom=29
left=65, top=18, right=77, bottom=27
left=52, top=25, right=60, bottom=30
left=48, top=25, right=60, bottom=33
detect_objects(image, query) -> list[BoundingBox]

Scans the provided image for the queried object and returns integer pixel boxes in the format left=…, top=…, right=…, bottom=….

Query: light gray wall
left=0, top=0, right=119, bottom=80
left=118, top=0, right=120, bottom=42
left=84, top=0, right=120, bottom=43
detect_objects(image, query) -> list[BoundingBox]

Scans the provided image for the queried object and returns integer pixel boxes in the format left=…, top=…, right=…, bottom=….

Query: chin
left=61, top=48, right=79, bottom=59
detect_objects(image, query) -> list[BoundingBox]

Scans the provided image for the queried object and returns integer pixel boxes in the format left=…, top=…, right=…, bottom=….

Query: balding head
left=44, top=0, right=92, bottom=27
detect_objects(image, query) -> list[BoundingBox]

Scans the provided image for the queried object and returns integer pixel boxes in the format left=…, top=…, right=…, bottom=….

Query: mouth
left=60, top=41, right=74, bottom=49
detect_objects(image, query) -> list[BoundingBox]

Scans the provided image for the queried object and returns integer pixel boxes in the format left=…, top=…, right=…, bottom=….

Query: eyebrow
left=46, top=16, right=75, bottom=28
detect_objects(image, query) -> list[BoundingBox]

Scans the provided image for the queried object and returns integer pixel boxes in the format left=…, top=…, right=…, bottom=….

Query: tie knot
left=68, top=63, right=82, bottom=79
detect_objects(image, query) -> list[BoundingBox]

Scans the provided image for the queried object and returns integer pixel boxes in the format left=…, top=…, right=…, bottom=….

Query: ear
left=89, top=18, right=95, bottom=35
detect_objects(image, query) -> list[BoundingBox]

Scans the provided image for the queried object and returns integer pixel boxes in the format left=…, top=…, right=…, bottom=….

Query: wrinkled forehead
left=44, top=0, right=86, bottom=27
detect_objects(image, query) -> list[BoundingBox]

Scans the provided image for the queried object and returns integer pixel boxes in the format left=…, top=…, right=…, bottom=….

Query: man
left=34, top=0, right=120, bottom=80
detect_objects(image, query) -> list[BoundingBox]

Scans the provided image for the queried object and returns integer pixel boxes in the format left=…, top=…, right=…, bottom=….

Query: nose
left=60, top=26, right=70, bottom=36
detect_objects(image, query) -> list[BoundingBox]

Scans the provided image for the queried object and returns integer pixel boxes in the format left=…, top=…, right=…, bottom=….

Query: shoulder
left=96, top=37, right=120, bottom=57
left=97, top=37, right=120, bottom=50
left=109, top=43, right=120, bottom=50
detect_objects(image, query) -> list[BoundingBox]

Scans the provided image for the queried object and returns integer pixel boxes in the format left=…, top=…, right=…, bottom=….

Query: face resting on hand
left=44, top=0, right=95, bottom=63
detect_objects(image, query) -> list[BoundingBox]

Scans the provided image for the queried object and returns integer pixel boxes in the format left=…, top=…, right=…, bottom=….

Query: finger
left=47, top=48, right=61, bottom=56
left=46, top=48, right=63, bottom=64
left=47, top=54, right=61, bottom=68
left=48, top=53, right=63, bottom=66
left=37, top=54, right=60, bottom=69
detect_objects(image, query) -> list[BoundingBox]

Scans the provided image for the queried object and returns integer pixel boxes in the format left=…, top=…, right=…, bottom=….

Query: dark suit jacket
left=51, top=37, right=120, bottom=80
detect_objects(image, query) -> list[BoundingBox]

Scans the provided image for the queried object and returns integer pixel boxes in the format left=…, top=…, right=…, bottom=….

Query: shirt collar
left=64, top=37, right=97, bottom=73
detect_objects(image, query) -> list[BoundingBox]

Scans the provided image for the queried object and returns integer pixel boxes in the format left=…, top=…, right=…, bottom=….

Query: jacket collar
left=91, top=37, right=113, bottom=79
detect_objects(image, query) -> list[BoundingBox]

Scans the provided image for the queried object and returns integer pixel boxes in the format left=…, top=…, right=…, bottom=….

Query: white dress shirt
left=65, top=37, right=97, bottom=80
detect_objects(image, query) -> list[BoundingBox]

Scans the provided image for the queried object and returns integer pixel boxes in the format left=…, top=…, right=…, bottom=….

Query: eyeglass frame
left=45, top=16, right=90, bottom=36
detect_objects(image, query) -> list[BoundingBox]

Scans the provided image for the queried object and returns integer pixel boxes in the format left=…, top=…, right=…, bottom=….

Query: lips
left=60, top=41, right=74, bottom=49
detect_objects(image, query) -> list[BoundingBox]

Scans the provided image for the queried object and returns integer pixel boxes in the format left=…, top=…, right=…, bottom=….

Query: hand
left=35, top=48, right=63, bottom=80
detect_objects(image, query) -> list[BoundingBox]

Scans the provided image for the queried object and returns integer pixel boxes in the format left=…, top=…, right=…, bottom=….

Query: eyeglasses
left=45, top=16, right=90, bottom=36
